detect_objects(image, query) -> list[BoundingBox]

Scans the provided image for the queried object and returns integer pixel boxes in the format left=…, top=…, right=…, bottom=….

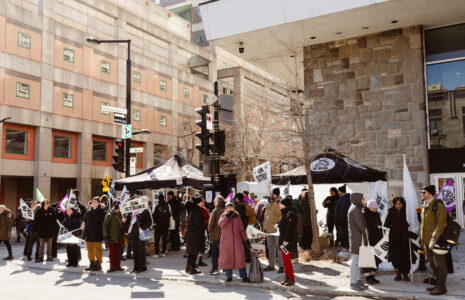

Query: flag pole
left=408, top=228, right=414, bottom=283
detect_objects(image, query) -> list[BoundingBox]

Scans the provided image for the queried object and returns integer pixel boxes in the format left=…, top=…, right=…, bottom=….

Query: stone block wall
left=303, top=26, right=428, bottom=195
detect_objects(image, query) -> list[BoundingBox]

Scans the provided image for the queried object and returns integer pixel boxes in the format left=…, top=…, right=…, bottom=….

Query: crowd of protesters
left=0, top=183, right=458, bottom=295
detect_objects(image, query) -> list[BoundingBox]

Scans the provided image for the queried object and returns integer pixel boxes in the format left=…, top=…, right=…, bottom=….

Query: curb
left=9, top=260, right=463, bottom=300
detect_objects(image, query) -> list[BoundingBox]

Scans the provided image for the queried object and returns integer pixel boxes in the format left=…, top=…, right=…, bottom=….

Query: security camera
left=239, top=42, right=244, bottom=54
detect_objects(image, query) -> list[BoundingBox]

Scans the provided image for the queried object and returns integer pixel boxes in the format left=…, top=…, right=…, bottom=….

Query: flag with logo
left=436, top=178, right=456, bottom=213
left=282, top=181, right=291, bottom=197
left=35, top=188, right=45, bottom=202
left=58, top=193, right=69, bottom=213
left=120, top=185, right=130, bottom=203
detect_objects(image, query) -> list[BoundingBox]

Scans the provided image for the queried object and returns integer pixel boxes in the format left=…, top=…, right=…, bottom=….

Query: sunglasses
left=421, top=191, right=428, bottom=194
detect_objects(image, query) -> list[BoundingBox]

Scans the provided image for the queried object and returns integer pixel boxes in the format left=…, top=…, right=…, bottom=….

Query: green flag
left=36, top=188, right=45, bottom=202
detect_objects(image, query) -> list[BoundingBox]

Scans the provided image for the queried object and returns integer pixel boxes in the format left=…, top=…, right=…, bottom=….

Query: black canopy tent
left=114, top=155, right=210, bottom=190
left=272, top=148, right=387, bottom=185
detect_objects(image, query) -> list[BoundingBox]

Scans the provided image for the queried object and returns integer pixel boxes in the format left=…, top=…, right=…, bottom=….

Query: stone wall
left=303, top=26, right=428, bottom=194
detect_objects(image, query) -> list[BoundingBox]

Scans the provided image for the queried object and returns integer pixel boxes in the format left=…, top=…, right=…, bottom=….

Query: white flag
left=282, top=181, right=291, bottom=197
left=252, top=161, right=271, bottom=183
left=120, top=185, right=130, bottom=203
left=402, top=155, right=420, bottom=234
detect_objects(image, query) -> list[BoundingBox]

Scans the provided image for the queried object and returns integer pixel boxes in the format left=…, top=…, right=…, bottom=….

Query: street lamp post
left=86, top=37, right=132, bottom=177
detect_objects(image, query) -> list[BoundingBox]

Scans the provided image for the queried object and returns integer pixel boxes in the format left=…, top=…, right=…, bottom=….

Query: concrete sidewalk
left=1, top=236, right=464, bottom=300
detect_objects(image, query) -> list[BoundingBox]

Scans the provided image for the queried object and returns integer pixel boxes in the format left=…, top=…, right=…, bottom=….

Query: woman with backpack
left=278, top=195, right=297, bottom=286
left=218, top=202, right=250, bottom=283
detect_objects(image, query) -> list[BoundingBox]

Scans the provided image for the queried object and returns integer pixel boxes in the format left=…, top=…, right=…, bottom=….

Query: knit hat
left=422, top=185, right=436, bottom=196
left=280, top=195, right=292, bottom=207
left=226, top=202, right=235, bottom=208
left=91, top=196, right=100, bottom=203
left=367, top=200, right=378, bottom=209
left=272, top=187, right=280, bottom=197
left=236, top=193, right=244, bottom=202
left=338, top=185, right=346, bottom=193
left=0, top=205, right=5, bottom=210
left=193, top=196, right=204, bottom=205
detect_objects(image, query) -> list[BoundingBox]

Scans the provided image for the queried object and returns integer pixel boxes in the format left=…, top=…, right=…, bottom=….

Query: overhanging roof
left=200, top=0, right=465, bottom=85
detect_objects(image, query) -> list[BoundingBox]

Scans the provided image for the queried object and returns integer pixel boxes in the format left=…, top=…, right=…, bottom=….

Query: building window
left=183, top=121, right=189, bottom=131
left=272, top=118, right=276, bottom=125
left=197, top=34, right=205, bottom=44
left=222, top=62, right=227, bottom=69
left=5, top=129, right=28, bottom=155
left=101, top=60, right=111, bottom=74
left=133, top=109, right=141, bottom=121
left=429, top=109, right=443, bottom=136
left=53, top=135, right=72, bottom=159
left=133, top=71, right=141, bottom=83
left=223, top=87, right=227, bottom=94
left=183, top=87, right=189, bottom=98
left=62, top=93, right=74, bottom=108
left=100, top=102, right=110, bottom=115
left=92, top=140, right=108, bottom=161
left=16, top=82, right=30, bottom=99
left=203, top=94, right=208, bottom=105
left=63, top=48, right=74, bottom=63
left=17, top=32, right=31, bottom=49
left=154, top=147, right=164, bottom=166
left=160, top=80, right=167, bottom=91
left=160, top=115, right=167, bottom=127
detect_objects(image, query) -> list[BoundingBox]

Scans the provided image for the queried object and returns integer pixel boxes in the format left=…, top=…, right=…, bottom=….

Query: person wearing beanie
left=63, top=207, right=81, bottom=267
left=208, top=195, right=226, bottom=275
left=334, top=184, right=350, bottom=249
left=218, top=200, right=250, bottom=283
left=153, top=194, right=171, bottom=257
left=421, top=185, right=448, bottom=295
left=362, top=200, right=383, bottom=285
left=0, top=205, right=13, bottom=260
left=185, top=196, right=207, bottom=274
left=278, top=195, right=297, bottom=286
left=263, top=188, right=284, bottom=273
left=322, top=187, right=339, bottom=247
left=384, top=197, right=411, bottom=282
left=103, top=202, right=126, bottom=272
left=348, top=192, right=368, bottom=291
left=82, top=196, right=106, bottom=271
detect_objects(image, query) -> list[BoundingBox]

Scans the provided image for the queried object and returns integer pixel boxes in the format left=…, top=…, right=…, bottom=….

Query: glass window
left=62, top=93, right=74, bottom=108
left=101, top=60, right=111, bottom=74
left=100, top=102, right=110, bottom=115
left=183, top=87, right=189, bottom=98
left=133, top=109, right=141, bottom=121
left=203, top=94, right=208, bottom=105
left=154, top=147, right=164, bottom=166
left=197, top=34, right=205, bottom=44
left=133, top=71, right=141, bottom=83
left=5, top=129, right=28, bottom=155
left=92, top=140, right=107, bottom=161
left=223, top=87, right=227, bottom=94
left=160, top=115, right=167, bottom=127
left=63, top=48, right=74, bottom=63
left=53, top=135, right=72, bottom=159
left=17, top=32, right=31, bottom=49
left=16, top=82, right=30, bottom=99
left=425, top=23, right=465, bottom=62
left=160, top=80, right=167, bottom=91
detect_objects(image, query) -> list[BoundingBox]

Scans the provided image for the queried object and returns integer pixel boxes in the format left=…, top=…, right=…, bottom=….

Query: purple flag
left=436, top=178, right=456, bottom=213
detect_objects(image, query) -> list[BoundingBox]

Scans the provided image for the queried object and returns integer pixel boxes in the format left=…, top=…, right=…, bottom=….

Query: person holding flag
left=420, top=185, right=448, bottom=296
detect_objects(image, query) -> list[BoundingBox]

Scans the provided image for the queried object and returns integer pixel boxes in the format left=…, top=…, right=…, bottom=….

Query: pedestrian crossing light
left=113, top=140, right=125, bottom=172
left=195, top=105, right=211, bottom=156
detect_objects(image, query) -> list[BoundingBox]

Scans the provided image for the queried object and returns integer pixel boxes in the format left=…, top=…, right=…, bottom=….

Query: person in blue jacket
left=333, top=185, right=351, bottom=249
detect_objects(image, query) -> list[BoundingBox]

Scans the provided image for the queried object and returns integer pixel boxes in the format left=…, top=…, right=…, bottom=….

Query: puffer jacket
left=421, top=198, right=447, bottom=248
left=348, top=193, right=368, bottom=254
left=83, top=205, right=106, bottom=242
left=0, top=209, right=13, bottom=240
left=208, top=198, right=225, bottom=241
left=263, top=197, right=281, bottom=233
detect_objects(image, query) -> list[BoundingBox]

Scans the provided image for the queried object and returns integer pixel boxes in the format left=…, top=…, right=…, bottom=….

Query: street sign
left=130, top=157, right=136, bottom=175
left=206, top=113, right=213, bottom=130
left=101, top=105, right=127, bottom=114
left=101, top=176, right=110, bottom=192
left=130, top=147, right=144, bottom=153
left=122, top=125, right=132, bottom=139
left=114, top=112, right=127, bottom=125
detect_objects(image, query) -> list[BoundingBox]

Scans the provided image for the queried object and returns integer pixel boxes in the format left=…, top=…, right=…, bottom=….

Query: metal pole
left=125, top=41, right=132, bottom=177
left=213, top=81, right=220, bottom=188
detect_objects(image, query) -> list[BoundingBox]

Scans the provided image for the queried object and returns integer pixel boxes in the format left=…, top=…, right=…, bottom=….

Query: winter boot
left=429, top=285, right=447, bottom=296
left=365, top=275, right=379, bottom=285
left=85, top=261, right=95, bottom=271
left=95, top=261, right=102, bottom=271
left=284, top=278, right=295, bottom=286
left=3, top=255, right=13, bottom=260
left=402, top=273, right=410, bottom=281
left=394, top=271, right=402, bottom=281
left=281, top=277, right=290, bottom=285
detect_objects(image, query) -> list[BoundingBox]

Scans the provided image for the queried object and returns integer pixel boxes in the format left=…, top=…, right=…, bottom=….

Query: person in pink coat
left=218, top=202, right=251, bottom=283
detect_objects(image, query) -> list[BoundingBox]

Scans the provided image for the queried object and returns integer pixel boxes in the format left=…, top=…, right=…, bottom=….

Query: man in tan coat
left=263, top=188, right=283, bottom=273
left=208, top=195, right=225, bottom=275
left=0, top=205, right=13, bottom=260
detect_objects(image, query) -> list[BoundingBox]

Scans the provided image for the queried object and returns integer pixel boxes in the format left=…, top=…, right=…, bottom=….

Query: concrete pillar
left=77, top=132, right=92, bottom=201
left=34, top=126, right=52, bottom=200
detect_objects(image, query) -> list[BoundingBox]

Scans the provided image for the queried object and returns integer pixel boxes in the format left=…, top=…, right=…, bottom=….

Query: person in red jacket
left=197, top=201, right=210, bottom=267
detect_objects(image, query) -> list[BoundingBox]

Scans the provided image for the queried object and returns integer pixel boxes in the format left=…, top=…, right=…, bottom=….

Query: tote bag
left=358, top=232, right=377, bottom=269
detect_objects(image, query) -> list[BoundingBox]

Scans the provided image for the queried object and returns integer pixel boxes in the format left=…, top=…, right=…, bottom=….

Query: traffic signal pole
left=213, top=81, right=220, bottom=188
left=125, top=41, right=132, bottom=177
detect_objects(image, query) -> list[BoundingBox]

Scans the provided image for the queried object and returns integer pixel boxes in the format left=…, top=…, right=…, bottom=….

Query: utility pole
left=213, top=81, right=220, bottom=189
left=125, top=42, right=132, bottom=177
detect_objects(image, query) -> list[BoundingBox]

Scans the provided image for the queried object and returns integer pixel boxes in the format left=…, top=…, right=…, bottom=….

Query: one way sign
left=114, top=112, right=127, bottom=125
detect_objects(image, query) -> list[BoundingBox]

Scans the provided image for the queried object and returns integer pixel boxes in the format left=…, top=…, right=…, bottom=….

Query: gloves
left=226, top=211, right=235, bottom=218
left=283, top=241, right=289, bottom=247
left=429, top=238, right=437, bottom=250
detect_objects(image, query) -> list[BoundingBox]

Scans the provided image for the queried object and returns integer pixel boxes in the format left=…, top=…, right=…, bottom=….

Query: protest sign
left=20, top=199, right=34, bottom=220
left=252, top=161, right=271, bottom=183
left=120, top=197, right=149, bottom=215
left=373, top=234, right=389, bottom=262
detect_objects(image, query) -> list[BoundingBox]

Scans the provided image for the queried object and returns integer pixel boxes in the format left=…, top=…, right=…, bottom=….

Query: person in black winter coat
left=322, top=187, right=338, bottom=246
left=278, top=195, right=297, bottom=286
left=14, top=209, right=27, bottom=242
left=34, top=200, right=57, bottom=262
left=384, top=197, right=411, bottom=281
left=333, top=185, right=350, bottom=249
left=82, top=197, right=106, bottom=271
left=167, top=191, right=181, bottom=251
left=24, top=202, right=40, bottom=261
left=185, top=196, right=207, bottom=274
left=129, top=208, right=152, bottom=273
left=362, top=200, right=383, bottom=285
left=153, top=194, right=171, bottom=256
left=63, top=207, right=81, bottom=267
left=234, top=193, right=251, bottom=262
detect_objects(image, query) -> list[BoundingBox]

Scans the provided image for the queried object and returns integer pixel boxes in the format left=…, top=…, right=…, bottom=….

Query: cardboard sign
left=20, top=199, right=34, bottom=220
left=373, top=234, right=389, bottom=262
left=120, top=197, right=149, bottom=215
left=252, top=161, right=271, bottom=183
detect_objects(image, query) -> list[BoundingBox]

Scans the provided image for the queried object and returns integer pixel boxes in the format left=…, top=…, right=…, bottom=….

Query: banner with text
left=252, top=161, right=272, bottom=183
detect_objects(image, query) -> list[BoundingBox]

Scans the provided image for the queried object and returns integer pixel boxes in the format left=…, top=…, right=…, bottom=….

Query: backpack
left=245, top=203, right=256, bottom=225
left=432, top=201, right=461, bottom=247
left=248, top=255, right=264, bottom=283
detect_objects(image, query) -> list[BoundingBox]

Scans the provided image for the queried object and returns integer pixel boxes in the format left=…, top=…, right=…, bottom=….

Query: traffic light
left=112, top=140, right=125, bottom=172
left=195, top=105, right=211, bottom=156
left=213, top=130, right=226, bottom=156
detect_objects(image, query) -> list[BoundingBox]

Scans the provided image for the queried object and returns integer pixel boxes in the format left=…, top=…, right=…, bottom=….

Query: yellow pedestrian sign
left=101, top=176, right=110, bottom=192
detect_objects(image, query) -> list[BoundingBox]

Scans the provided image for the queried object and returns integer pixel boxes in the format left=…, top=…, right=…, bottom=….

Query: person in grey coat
left=348, top=193, right=368, bottom=292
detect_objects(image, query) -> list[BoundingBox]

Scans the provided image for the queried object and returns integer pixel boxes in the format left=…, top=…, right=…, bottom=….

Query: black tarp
left=272, top=148, right=387, bottom=185
left=114, top=155, right=210, bottom=190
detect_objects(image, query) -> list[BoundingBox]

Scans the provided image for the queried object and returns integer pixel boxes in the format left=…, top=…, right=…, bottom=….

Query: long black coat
left=362, top=207, right=383, bottom=246
left=129, top=209, right=152, bottom=239
left=153, top=200, right=171, bottom=231
left=185, top=205, right=207, bottom=255
left=83, top=206, right=106, bottom=242
left=384, top=204, right=411, bottom=274
left=34, top=208, right=57, bottom=239
left=63, top=213, right=82, bottom=237
left=278, top=206, right=297, bottom=253
left=168, top=196, right=181, bottom=223
left=322, top=195, right=338, bottom=223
